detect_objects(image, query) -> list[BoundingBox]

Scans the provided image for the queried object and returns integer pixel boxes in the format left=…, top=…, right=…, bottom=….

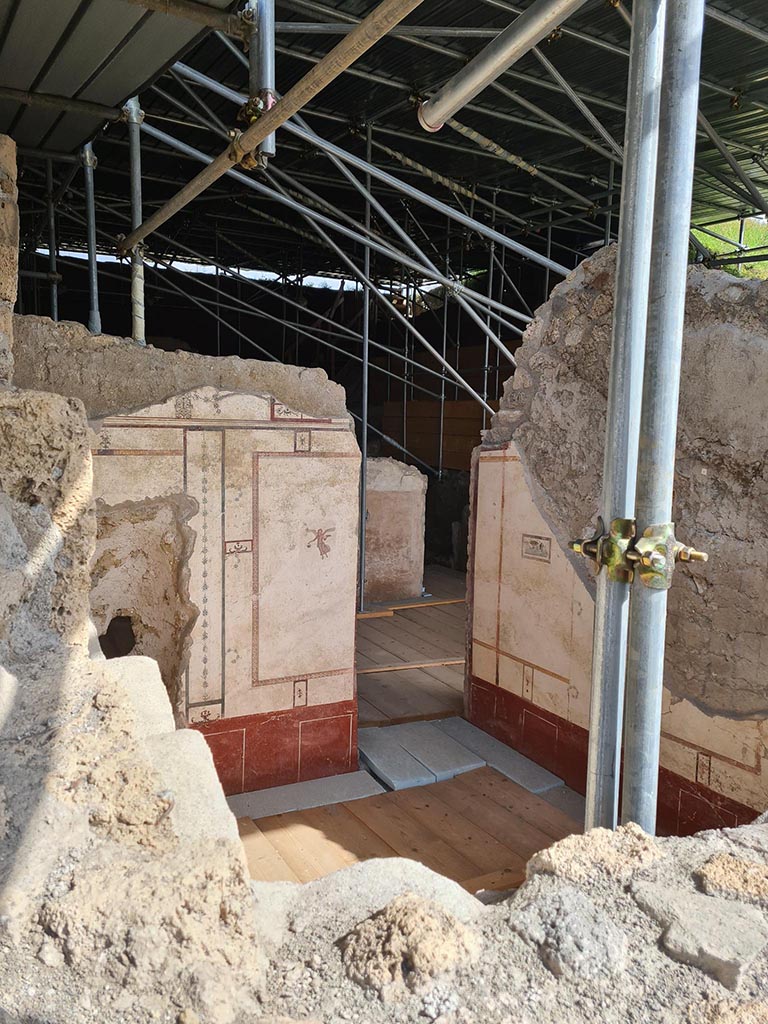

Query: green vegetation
left=690, top=217, right=768, bottom=279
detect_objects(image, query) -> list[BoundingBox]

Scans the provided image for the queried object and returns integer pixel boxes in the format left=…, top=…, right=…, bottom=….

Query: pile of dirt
left=340, top=893, right=481, bottom=1000
left=253, top=820, right=768, bottom=1024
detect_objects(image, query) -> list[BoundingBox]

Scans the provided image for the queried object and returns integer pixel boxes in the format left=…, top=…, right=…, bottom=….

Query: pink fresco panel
left=253, top=446, right=359, bottom=686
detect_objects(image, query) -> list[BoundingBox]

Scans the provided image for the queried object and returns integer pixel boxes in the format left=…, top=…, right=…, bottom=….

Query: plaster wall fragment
left=364, top=457, right=427, bottom=602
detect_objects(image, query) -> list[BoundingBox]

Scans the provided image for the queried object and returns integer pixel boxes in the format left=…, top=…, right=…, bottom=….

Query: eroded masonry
left=3, top=0, right=768, bottom=1020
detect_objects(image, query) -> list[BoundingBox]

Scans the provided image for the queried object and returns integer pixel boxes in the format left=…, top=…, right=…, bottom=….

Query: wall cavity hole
left=99, top=615, right=137, bottom=659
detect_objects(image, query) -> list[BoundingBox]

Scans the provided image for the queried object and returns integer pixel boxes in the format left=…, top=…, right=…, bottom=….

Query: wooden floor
left=237, top=766, right=581, bottom=894
left=356, top=601, right=466, bottom=727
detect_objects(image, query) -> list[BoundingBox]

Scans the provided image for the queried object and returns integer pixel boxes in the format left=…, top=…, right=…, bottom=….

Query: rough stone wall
left=12, top=313, right=348, bottom=420
left=0, top=389, right=264, bottom=1022
left=0, top=135, right=17, bottom=384
left=487, top=244, right=768, bottom=719
left=90, top=495, right=198, bottom=715
left=254, top=821, right=768, bottom=1023
left=364, top=458, right=427, bottom=602
left=0, top=389, right=94, bottom=661
left=0, top=136, right=263, bottom=1023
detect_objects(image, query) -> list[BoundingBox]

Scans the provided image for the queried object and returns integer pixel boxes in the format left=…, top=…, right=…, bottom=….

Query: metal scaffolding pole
left=604, top=161, right=615, bottom=246
left=81, top=142, right=102, bottom=334
left=288, top=112, right=519, bottom=361
left=696, top=112, right=768, bottom=218
left=124, top=97, right=146, bottom=345
left=172, top=60, right=568, bottom=277
left=119, top=0, right=427, bottom=251
left=358, top=124, right=372, bottom=613
left=266, top=168, right=494, bottom=413
left=583, top=0, right=666, bottom=831
left=119, top=0, right=247, bottom=36
left=43, top=177, right=441, bottom=398
left=245, top=0, right=276, bottom=162
left=438, top=224, right=449, bottom=478
left=417, top=0, right=589, bottom=131
left=621, top=0, right=707, bottom=833
left=45, top=160, right=58, bottom=321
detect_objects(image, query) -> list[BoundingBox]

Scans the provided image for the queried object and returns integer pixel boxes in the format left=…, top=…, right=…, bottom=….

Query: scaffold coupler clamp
left=569, top=518, right=708, bottom=589
left=81, top=146, right=98, bottom=170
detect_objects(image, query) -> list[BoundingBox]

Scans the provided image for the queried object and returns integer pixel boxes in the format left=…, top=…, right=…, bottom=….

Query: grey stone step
left=391, top=721, right=485, bottom=782
left=434, top=718, right=563, bottom=793
left=358, top=728, right=436, bottom=790
left=227, top=769, right=386, bottom=819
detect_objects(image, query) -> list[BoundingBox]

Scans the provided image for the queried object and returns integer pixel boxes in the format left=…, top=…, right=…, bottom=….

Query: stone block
left=364, top=457, right=426, bottom=602
left=510, top=874, right=627, bottom=978
left=487, top=245, right=768, bottom=719
left=0, top=301, right=12, bottom=385
left=144, top=730, right=240, bottom=844
left=527, top=821, right=663, bottom=883
left=12, top=313, right=348, bottom=419
left=226, top=769, right=384, bottom=818
left=105, top=655, right=175, bottom=738
left=435, top=717, right=562, bottom=792
left=633, top=880, right=768, bottom=988
left=0, top=135, right=18, bottom=307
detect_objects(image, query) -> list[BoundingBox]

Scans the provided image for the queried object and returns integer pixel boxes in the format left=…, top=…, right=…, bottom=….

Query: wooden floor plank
left=464, top=766, right=582, bottom=840
left=371, top=607, right=466, bottom=647
left=360, top=709, right=458, bottom=729
left=242, top=769, right=566, bottom=891
left=254, top=811, right=353, bottom=882
left=343, top=793, right=480, bottom=881
left=418, top=663, right=466, bottom=692
left=396, top=605, right=468, bottom=641
left=237, top=818, right=302, bottom=883
left=461, top=866, right=527, bottom=894
left=298, top=804, right=399, bottom=863
left=357, top=658, right=464, bottom=676
left=428, top=774, right=557, bottom=861
left=357, top=696, right=385, bottom=725
left=376, top=613, right=465, bottom=659
left=357, top=618, right=456, bottom=666
left=389, top=786, right=525, bottom=875
left=358, top=670, right=463, bottom=720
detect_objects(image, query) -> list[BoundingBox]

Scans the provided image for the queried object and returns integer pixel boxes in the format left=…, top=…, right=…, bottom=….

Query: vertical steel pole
left=585, top=0, right=667, bottom=831
left=605, top=160, right=615, bottom=247
left=45, top=159, right=58, bottom=321
left=544, top=209, right=552, bottom=300
left=438, top=222, right=449, bottom=478
left=125, top=97, right=146, bottom=345
left=246, top=0, right=276, bottom=163
left=358, top=124, right=372, bottom=612
left=483, top=196, right=497, bottom=430
left=621, top=0, right=706, bottom=833
left=82, top=142, right=102, bottom=334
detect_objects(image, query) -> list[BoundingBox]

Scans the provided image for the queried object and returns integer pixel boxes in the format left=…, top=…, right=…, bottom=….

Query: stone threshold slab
left=435, top=718, right=563, bottom=793
left=226, top=769, right=385, bottom=819
left=358, top=720, right=484, bottom=790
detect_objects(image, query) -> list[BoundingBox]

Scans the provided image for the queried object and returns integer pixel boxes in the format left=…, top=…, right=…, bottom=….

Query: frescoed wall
left=91, top=386, right=360, bottom=794
left=468, top=441, right=767, bottom=834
